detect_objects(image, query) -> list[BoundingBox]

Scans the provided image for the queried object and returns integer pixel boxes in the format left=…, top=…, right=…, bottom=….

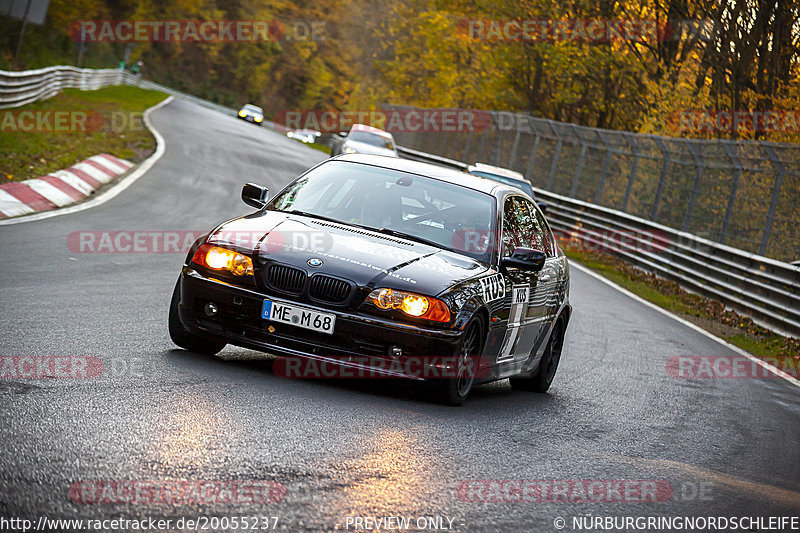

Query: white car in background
left=331, top=124, right=399, bottom=158
left=287, top=129, right=320, bottom=144
left=467, top=163, right=547, bottom=213
left=237, top=104, right=264, bottom=126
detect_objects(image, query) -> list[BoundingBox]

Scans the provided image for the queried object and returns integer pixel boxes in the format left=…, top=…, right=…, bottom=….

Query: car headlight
left=255, top=116, right=263, bottom=122
left=367, top=288, right=451, bottom=323
left=343, top=146, right=357, bottom=154
left=238, top=111, right=246, bottom=117
left=192, top=244, right=254, bottom=276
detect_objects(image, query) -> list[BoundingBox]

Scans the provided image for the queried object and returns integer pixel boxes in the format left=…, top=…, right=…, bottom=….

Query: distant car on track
left=330, top=124, right=399, bottom=158
left=169, top=155, right=570, bottom=405
left=287, top=129, right=320, bottom=144
left=467, top=163, right=546, bottom=212
left=238, top=104, right=264, bottom=125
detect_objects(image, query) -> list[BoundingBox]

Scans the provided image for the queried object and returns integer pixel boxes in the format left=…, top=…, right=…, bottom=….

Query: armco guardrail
left=390, top=106, right=800, bottom=263
left=536, top=187, right=800, bottom=338
left=0, top=66, right=288, bottom=130
left=397, top=146, right=800, bottom=338
left=0, top=66, right=140, bottom=108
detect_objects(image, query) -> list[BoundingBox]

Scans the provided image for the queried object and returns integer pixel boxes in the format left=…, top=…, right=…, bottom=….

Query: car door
left=524, top=200, right=563, bottom=361
left=495, top=195, right=540, bottom=364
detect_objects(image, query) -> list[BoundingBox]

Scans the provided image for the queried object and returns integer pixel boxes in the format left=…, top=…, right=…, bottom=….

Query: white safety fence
left=0, top=66, right=143, bottom=109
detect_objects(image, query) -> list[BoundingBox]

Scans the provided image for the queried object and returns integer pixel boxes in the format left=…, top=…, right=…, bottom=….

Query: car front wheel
left=510, top=317, right=565, bottom=393
left=168, top=279, right=226, bottom=356
left=433, top=316, right=485, bottom=406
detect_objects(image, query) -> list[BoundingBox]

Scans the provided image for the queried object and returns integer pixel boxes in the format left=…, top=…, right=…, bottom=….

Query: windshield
left=242, top=105, right=262, bottom=114
left=470, top=170, right=534, bottom=198
left=348, top=131, right=395, bottom=150
left=270, top=161, right=496, bottom=262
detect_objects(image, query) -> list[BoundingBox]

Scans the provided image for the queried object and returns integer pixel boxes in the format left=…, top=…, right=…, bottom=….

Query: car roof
left=334, top=154, right=509, bottom=195
left=467, top=163, right=526, bottom=182
left=350, top=123, right=394, bottom=138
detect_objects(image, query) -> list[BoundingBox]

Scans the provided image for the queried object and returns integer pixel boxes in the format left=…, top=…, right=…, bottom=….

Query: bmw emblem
left=307, top=258, right=324, bottom=268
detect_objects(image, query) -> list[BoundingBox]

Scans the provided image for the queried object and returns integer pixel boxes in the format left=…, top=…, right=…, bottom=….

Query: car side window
left=531, top=204, right=556, bottom=256
left=503, top=196, right=554, bottom=257
left=501, top=197, right=522, bottom=258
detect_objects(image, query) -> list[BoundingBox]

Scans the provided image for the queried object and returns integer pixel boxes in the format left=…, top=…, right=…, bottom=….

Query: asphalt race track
left=1, top=98, right=798, bottom=532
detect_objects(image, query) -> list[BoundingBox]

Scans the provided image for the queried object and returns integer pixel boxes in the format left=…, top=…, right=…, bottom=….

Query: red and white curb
left=1, top=154, right=134, bottom=218
left=0, top=154, right=133, bottom=218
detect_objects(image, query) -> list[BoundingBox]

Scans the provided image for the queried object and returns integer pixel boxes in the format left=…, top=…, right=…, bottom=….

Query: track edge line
left=568, top=259, right=800, bottom=389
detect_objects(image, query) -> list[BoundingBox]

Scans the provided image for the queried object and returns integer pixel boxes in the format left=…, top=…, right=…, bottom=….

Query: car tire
left=509, top=317, right=565, bottom=393
left=168, top=279, right=226, bottom=356
left=433, top=315, right=485, bottom=406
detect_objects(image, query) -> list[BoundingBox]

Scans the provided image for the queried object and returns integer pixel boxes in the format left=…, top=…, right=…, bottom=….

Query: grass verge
left=563, top=244, right=800, bottom=368
left=1, top=85, right=167, bottom=183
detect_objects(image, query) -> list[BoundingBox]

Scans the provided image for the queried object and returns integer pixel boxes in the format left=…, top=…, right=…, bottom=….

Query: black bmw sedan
left=169, top=155, right=571, bottom=405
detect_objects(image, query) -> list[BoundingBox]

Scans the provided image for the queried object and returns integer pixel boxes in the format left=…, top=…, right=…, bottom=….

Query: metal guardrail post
left=719, top=143, right=742, bottom=244
left=569, top=125, right=587, bottom=198
left=594, top=131, right=612, bottom=204
left=651, top=137, right=671, bottom=220
left=682, top=142, right=705, bottom=232
left=437, top=129, right=450, bottom=157
left=546, top=121, right=563, bottom=190
left=490, top=121, right=503, bottom=165
left=437, top=126, right=449, bottom=155
left=621, top=133, right=640, bottom=213
left=475, top=112, right=492, bottom=163
left=460, top=129, right=474, bottom=163
left=508, top=127, right=522, bottom=168
left=525, top=133, right=541, bottom=182
left=760, top=146, right=786, bottom=256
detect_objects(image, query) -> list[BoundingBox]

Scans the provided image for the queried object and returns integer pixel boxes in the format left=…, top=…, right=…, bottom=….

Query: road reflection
left=339, top=428, right=438, bottom=513
left=154, top=396, right=237, bottom=470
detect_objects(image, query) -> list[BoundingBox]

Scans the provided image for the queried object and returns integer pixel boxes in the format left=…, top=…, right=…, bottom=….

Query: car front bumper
left=177, top=268, right=465, bottom=380
left=238, top=115, right=262, bottom=124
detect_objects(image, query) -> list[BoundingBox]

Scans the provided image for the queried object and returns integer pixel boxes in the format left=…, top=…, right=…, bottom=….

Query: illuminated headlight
left=367, top=288, right=451, bottom=322
left=343, top=146, right=357, bottom=154
left=255, top=116, right=263, bottom=122
left=238, top=111, right=246, bottom=117
left=192, top=244, right=254, bottom=277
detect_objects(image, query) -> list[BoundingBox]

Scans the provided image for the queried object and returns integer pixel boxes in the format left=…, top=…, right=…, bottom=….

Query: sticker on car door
left=497, top=285, right=530, bottom=363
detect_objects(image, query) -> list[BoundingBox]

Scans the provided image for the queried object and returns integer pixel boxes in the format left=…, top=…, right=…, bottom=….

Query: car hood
left=207, top=211, right=487, bottom=295
left=344, top=140, right=398, bottom=157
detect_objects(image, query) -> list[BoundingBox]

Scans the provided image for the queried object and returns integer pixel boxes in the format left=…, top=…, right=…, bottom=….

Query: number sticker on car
left=262, top=299, right=336, bottom=334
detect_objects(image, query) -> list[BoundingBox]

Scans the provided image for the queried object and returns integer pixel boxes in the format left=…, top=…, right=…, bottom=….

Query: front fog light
left=204, top=302, right=218, bottom=316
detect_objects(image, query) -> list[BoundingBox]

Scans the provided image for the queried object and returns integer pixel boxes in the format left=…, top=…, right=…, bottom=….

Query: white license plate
left=262, top=299, right=336, bottom=335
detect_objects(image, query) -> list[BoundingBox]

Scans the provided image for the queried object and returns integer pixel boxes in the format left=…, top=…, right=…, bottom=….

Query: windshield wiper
left=287, top=210, right=346, bottom=225
left=370, top=227, right=446, bottom=250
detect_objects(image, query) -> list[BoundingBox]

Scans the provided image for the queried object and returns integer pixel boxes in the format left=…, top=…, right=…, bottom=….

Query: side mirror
left=501, top=247, right=546, bottom=272
left=537, top=202, right=548, bottom=214
left=242, top=183, right=269, bottom=209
